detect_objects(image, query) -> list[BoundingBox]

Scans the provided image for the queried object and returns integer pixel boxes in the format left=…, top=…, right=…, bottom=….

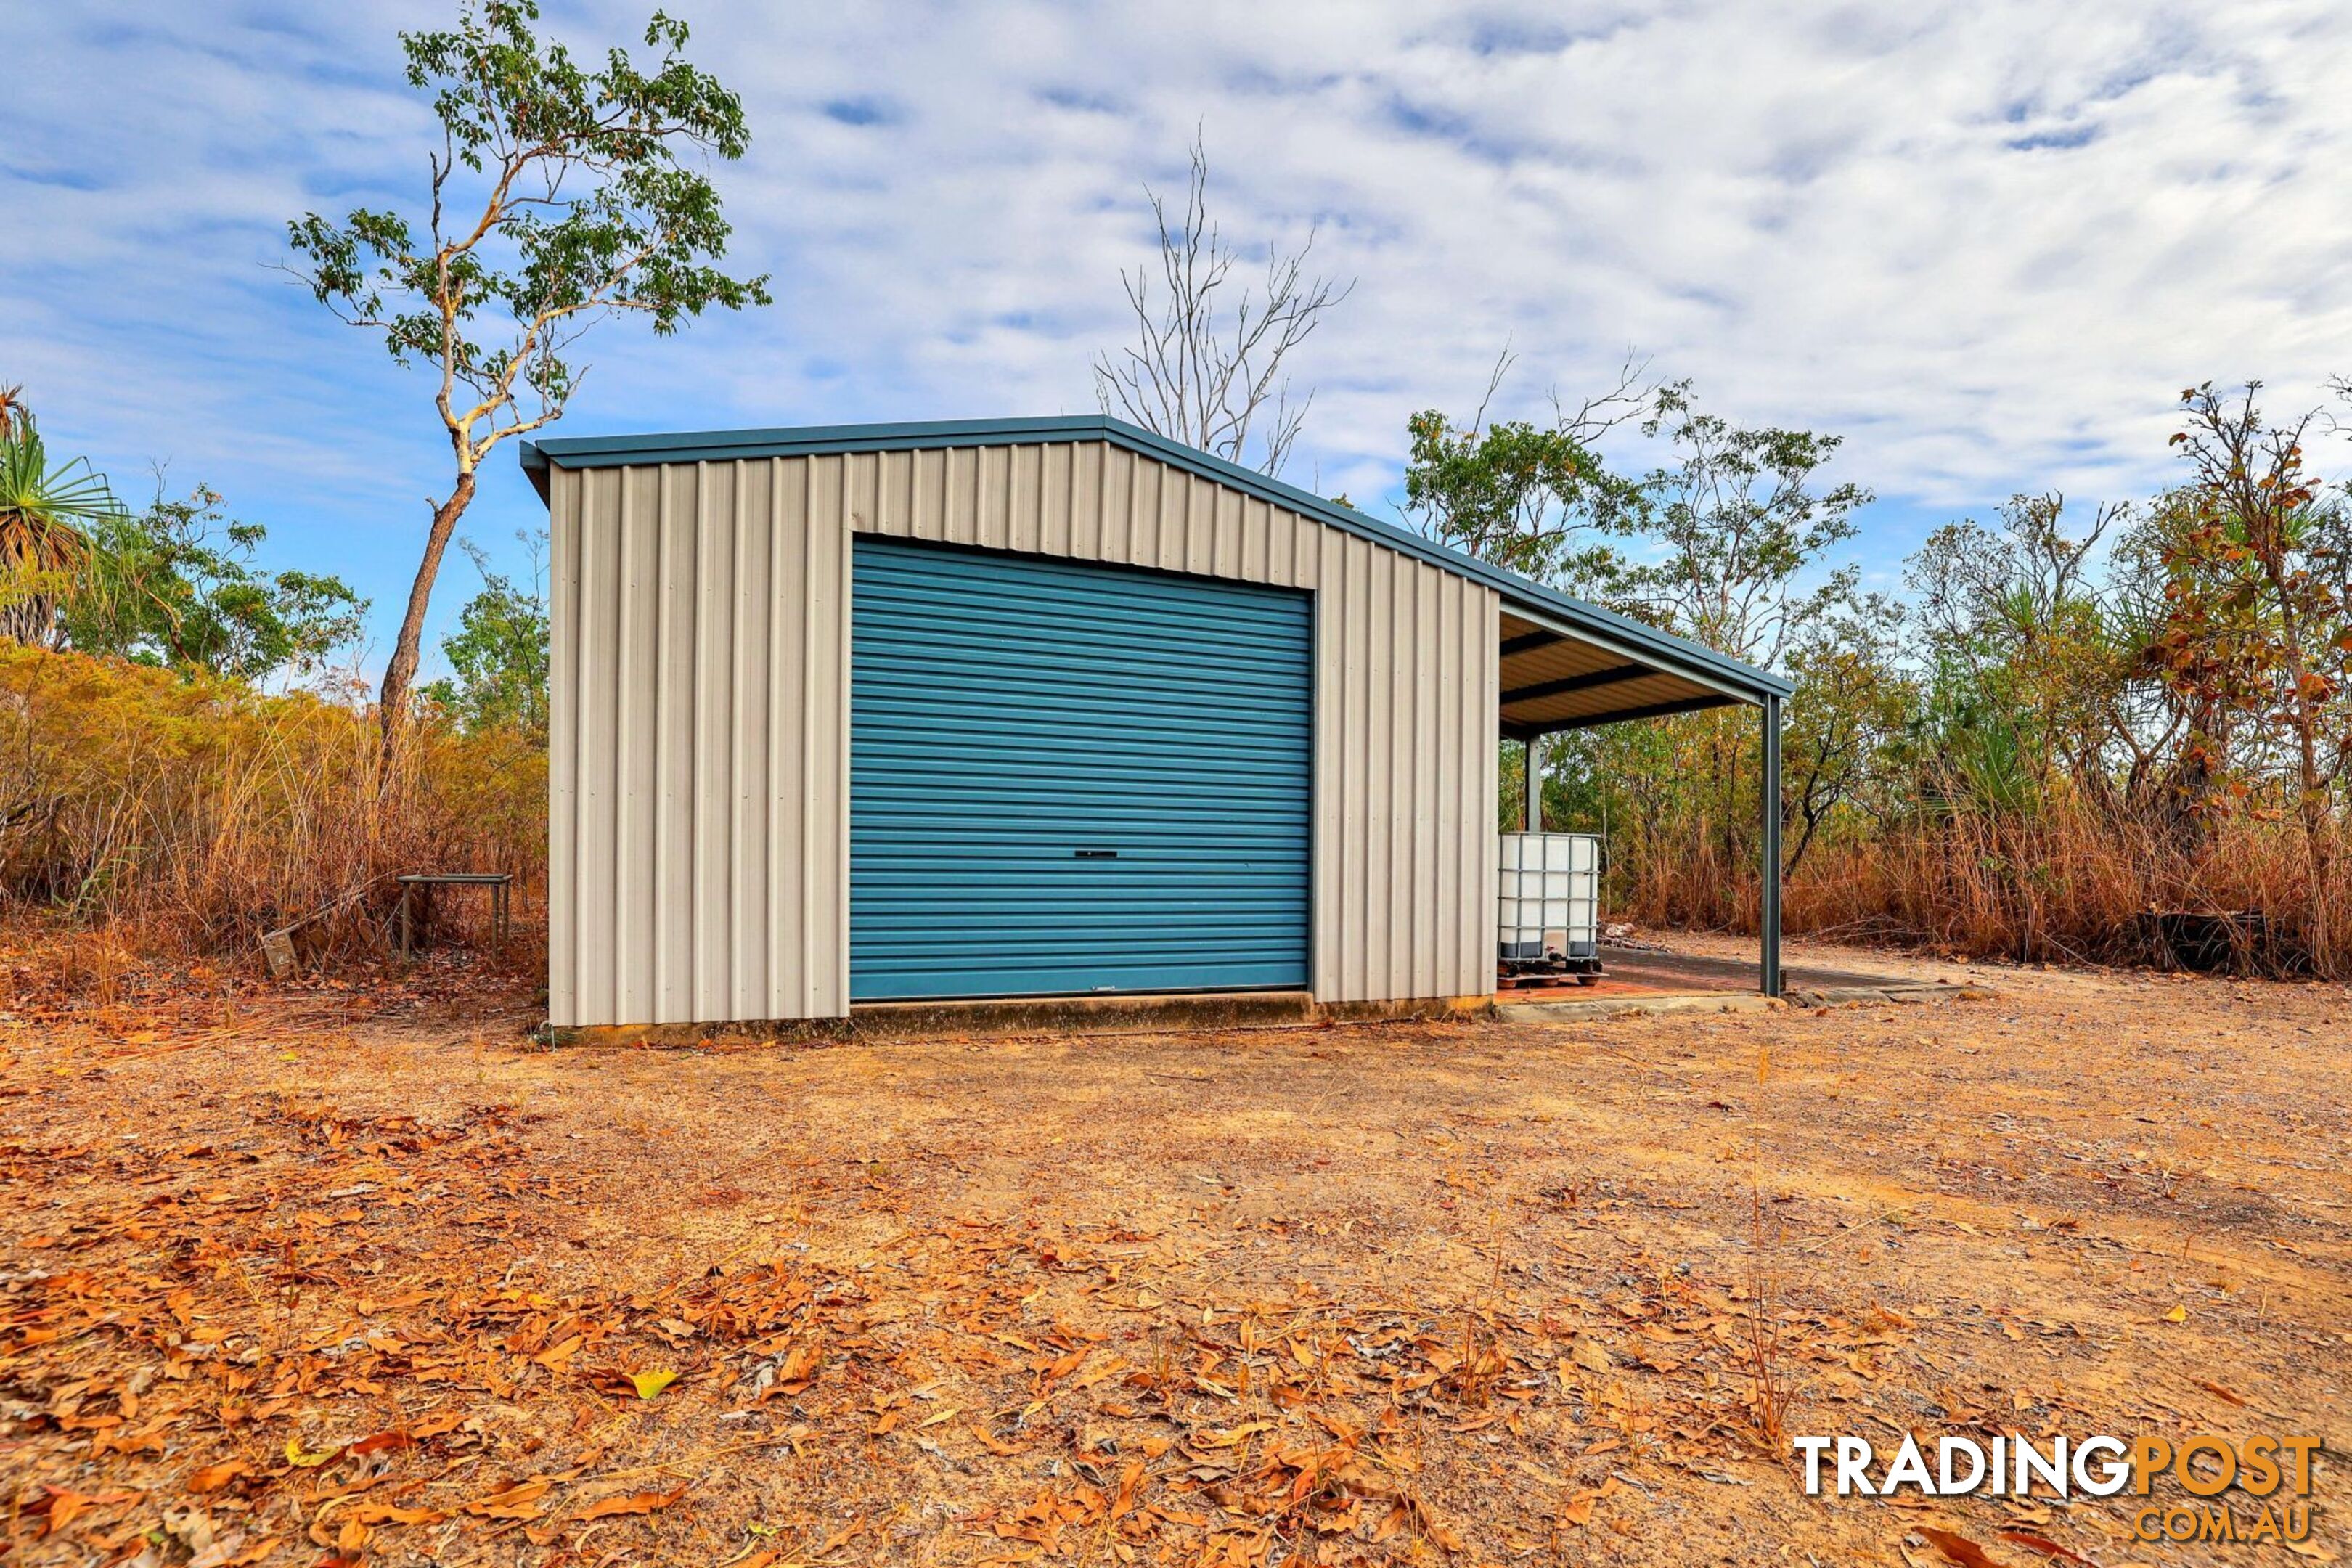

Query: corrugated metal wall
left=548, top=440, right=1498, bottom=1024
left=547, top=459, right=850, bottom=1027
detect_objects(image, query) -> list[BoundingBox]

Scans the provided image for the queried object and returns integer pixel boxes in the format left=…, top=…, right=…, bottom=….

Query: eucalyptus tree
left=287, top=0, right=770, bottom=746
left=2152, top=383, right=2351, bottom=963
left=1620, top=389, right=1871, bottom=669
left=1402, top=353, right=1654, bottom=599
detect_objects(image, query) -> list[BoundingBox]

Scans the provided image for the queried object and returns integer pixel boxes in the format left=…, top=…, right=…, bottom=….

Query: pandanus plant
left=0, top=385, right=120, bottom=646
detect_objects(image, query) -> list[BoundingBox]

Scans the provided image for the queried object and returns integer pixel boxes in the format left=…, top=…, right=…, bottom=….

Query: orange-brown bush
left=1516, top=380, right=2352, bottom=980
left=1612, top=793, right=2345, bottom=974
left=0, top=644, right=542, bottom=959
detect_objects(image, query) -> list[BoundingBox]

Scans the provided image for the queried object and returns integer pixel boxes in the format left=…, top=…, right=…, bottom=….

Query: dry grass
left=5, top=632, right=2335, bottom=987
left=1617, top=800, right=2351, bottom=976
left=4, top=935, right=2347, bottom=1565
left=0, top=646, right=543, bottom=960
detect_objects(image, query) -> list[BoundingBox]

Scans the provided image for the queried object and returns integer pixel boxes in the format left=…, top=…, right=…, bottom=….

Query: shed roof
left=521, top=414, right=1789, bottom=733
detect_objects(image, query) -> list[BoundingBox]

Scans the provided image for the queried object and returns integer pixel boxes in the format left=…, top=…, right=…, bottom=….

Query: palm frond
left=0, top=422, right=121, bottom=575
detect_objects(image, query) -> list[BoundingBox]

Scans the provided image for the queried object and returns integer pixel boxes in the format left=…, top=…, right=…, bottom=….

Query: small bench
left=394, top=873, right=513, bottom=960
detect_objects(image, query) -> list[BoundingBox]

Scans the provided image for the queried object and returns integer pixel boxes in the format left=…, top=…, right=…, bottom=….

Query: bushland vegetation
left=1089, top=148, right=2352, bottom=979
left=17, top=58, right=2352, bottom=986
left=10, top=362, right=2351, bottom=980
left=1413, top=369, right=2352, bottom=977
left=0, top=385, right=544, bottom=960
left=0, top=0, right=756, bottom=963
left=285, top=0, right=767, bottom=746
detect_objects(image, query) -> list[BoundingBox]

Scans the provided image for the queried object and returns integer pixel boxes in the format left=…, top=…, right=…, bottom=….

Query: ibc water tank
left=1497, top=832, right=1601, bottom=962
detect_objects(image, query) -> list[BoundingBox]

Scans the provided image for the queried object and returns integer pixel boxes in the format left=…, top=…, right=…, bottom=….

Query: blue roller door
left=850, top=537, right=1312, bottom=1000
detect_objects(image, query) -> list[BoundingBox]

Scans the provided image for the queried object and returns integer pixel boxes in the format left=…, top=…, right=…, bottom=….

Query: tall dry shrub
left=1781, top=804, right=2340, bottom=971
left=0, top=645, right=543, bottom=958
left=1606, top=787, right=2345, bottom=974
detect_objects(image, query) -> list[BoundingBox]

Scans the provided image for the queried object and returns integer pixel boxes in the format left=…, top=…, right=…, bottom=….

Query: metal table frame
left=393, top=873, right=513, bottom=960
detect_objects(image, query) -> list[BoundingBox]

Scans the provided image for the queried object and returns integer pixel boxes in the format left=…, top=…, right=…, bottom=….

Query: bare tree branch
left=1093, top=134, right=1352, bottom=478
left=1549, top=350, right=1657, bottom=444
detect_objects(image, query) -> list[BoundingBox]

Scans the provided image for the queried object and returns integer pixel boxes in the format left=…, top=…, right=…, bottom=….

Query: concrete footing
left=1498, top=979, right=1989, bottom=1024
left=548, top=981, right=1985, bottom=1046
left=550, top=989, right=1495, bottom=1046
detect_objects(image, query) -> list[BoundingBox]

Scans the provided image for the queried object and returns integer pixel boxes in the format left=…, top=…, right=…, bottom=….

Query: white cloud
left=3, top=0, right=2349, bottom=661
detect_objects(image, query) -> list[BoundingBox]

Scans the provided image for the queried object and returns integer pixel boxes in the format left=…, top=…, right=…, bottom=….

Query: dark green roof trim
left=1501, top=663, right=1654, bottom=706
left=520, top=414, right=1791, bottom=704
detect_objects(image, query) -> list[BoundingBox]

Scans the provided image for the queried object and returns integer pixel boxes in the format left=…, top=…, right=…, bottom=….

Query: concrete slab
left=849, top=991, right=1495, bottom=1037
left=553, top=989, right=1495, bottom=1045
left=1499, top=991, right=1787, bottom=1023
left=1789, top=982, right=1994, bottom=1007
left=1585, top=947, right=1919, bottom=997
left=1498, top=979, right=1992, bottom=1025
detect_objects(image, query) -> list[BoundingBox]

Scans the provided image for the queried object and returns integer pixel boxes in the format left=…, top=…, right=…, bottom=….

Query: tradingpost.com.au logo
left=1794, top=1432, right=2327, bottom=1547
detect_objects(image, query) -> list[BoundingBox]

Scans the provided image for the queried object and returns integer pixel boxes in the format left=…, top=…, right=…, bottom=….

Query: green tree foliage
left=1905, top=493, right=2141, bottom=816
left=1452, top=369, right=2352, bottom=972
left=1404, top=414, right=1634, bottom=592
left=60, top=484, right=367, bottom=684
left=1402, top=355, right=1651, bottom=596
left=287, top=0, right=770, bottom=745
left=1620, top=388, right=1871, bottom=668
left=1436, top=375, right=1875, bottom=909
left=1779, top=597, right=1911, bottom=878
left=1405, top=368, right=1869, bottom=658
left=422, top=534, right=549, bottom=738
left=0, top=387, right=119, bottom=648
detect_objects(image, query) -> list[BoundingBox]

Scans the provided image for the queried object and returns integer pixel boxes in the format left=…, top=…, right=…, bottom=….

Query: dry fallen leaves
left=1556, top=1475, right=1621, bottom=1529
left=187, top=1461, right=252, bottom=1493
left=461, top=1478, right=552, bottom=1520
left=10, top=949, right=2346, bottom=1568
left=576, top=1483, right=690, bottom=1521
left=1996, top=1529, right=2097, bottom=1566
left=282, top=1436, right=340, bottom=1468
left=1919, top=1526, right=2007, bottom=1568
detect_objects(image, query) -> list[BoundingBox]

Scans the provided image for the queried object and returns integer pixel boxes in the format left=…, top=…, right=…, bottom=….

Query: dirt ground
left=3, top=934, right=2347, bottom=1567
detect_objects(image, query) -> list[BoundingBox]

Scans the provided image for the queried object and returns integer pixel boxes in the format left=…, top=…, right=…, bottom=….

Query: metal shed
left=521, top=415, right=1791, bottom=1029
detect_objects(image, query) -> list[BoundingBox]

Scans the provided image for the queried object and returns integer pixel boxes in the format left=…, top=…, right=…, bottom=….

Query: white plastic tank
left=1498, top=832, right=1601, bottom=960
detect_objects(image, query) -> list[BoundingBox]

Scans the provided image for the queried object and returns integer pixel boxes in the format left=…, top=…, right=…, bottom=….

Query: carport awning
left=1498, top=610, right=1770, bottom=738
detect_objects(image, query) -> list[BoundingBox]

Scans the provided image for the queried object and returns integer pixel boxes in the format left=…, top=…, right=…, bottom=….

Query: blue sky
left=5, top=1, right=2351, bottom=680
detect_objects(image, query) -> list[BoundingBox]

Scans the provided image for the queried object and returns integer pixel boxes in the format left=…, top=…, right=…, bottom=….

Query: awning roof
left=1496, top=612, right=1741, bottom=738
left=523, top=414, right=1790, bottom=734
